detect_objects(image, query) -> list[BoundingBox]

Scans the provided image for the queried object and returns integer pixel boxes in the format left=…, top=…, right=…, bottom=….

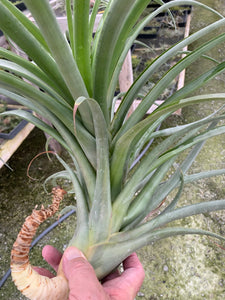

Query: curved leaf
left=0, top=0, right=50, bottom=51
left=22, top=0, right=88, bottom=99
left=110, top=2, right=225, bottom=135
left=90, top=225, right=225, bottom=279
left=76, top=98, right=112, bottom=244
left=111, top=122, right=225, bottom=232
left=73, top=0, right=92, bottom=95
left=0, top=109, right=69, bottom=150
left=117, top=33, right=225, bottom=137
left=92, top=0, right=150, bottom=120
left=111, top=93, right=225, bottom=199
left=110, top=227, right=225, bottom=248
left=0, top=48, right=65, bottom=98
left=0, top=59, right=70, bottom=107
left=131, top=199, right=225, bottom=240
left=54, top=154, right=89, bottom=251
left=0, top=1, right=72, bottom=102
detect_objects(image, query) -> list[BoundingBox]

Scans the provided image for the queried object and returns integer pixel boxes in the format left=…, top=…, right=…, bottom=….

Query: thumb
left=62, top=247, right=105, bottom=299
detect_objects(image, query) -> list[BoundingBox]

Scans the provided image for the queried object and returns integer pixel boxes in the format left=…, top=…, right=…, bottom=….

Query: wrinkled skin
left=35, top=245, right=145, bottom=300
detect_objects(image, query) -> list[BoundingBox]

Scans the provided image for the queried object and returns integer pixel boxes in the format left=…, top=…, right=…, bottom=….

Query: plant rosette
left=1, top=0, right=225, bottom=299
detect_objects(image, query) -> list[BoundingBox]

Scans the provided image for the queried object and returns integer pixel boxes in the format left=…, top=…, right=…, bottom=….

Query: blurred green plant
left=1, top=0, right=225, bottom=297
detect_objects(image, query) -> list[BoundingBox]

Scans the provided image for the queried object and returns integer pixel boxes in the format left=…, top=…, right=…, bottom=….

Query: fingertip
left=42, top=245, right=62, bottom=271
left=42, top=245, right=54, bottom=258
left=122, top=252, right=145, bottom=282
left=123, top=252, right=143, bottom=270
left=63, top=246, right=86, bottom=261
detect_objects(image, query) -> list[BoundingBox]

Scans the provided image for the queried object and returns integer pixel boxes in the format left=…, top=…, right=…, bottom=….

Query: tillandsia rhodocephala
left=1, top=0, right=225, bottom=299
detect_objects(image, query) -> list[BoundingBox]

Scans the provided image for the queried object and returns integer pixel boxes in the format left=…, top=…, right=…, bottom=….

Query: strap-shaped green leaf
left=66, top=0, right=74, bottom=56
left=92, top=0, right=150, bottom=121
left=0, top=1, right=72, bottom=102
left=111, top=93, right=225, bottom=203
left=110, top=227, right=225, bottom=249
left=118, top=33, right=225, bottom=137
left=0, top=59, right=70, bottom=108
left=22, top=0, right=88, bottom=100
left=111, top=119, right=225, bottom=232
left=127, top=199, right=225, bottom=241
left=112, top=38, right=225, bottom=137
left=0, top=83, right=96, bottom=201
left=75, top=98, right=111, bottom=244
left=0, top=48, right=64, bottom=97
left=89, top=0, right=101, bottom=42
left=73, top=0, right=92, bottom=95
left=110, top=1, right=225, bottom=136
left=0, top=70, right=75, bottom=132
left=122, top=159, right=178, bottom=229
left=0, top=109, right=68, bottom=150
left=44, top=170, right=73, bottom=188
left=90, top=226, right=225, bottom=279
left=0, top=0, right=50, bottom=50
left=54, top=154, right=89, bottom=251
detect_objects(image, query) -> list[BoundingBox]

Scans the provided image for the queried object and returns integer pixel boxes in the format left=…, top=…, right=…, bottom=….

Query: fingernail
left=64, top=247, right=86, bottom=261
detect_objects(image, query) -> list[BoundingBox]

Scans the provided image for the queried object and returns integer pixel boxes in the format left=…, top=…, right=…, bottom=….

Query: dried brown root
left=10, top=186, right=69, bottom=300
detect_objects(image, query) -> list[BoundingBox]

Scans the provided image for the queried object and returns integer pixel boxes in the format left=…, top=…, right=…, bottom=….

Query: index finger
left=42, top=245, right=62, bottom=272
left=121, top=253, right=145, bottom=292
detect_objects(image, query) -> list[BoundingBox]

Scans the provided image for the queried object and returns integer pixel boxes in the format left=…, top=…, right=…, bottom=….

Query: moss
left=132, top=54, right=141, bottom=68
left=137, top=226, right=225, bottom=299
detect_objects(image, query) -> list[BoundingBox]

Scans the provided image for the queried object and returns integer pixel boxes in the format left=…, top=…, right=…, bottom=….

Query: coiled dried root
left=11, top=186, right=69, bottom=300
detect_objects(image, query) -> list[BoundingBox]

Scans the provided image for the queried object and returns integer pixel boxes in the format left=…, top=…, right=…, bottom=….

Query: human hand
left=34, top=245, right=145, bottom=300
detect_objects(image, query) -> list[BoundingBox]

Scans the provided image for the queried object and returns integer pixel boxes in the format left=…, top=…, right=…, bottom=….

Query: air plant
left=1, top=0, right=225, bottom=299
